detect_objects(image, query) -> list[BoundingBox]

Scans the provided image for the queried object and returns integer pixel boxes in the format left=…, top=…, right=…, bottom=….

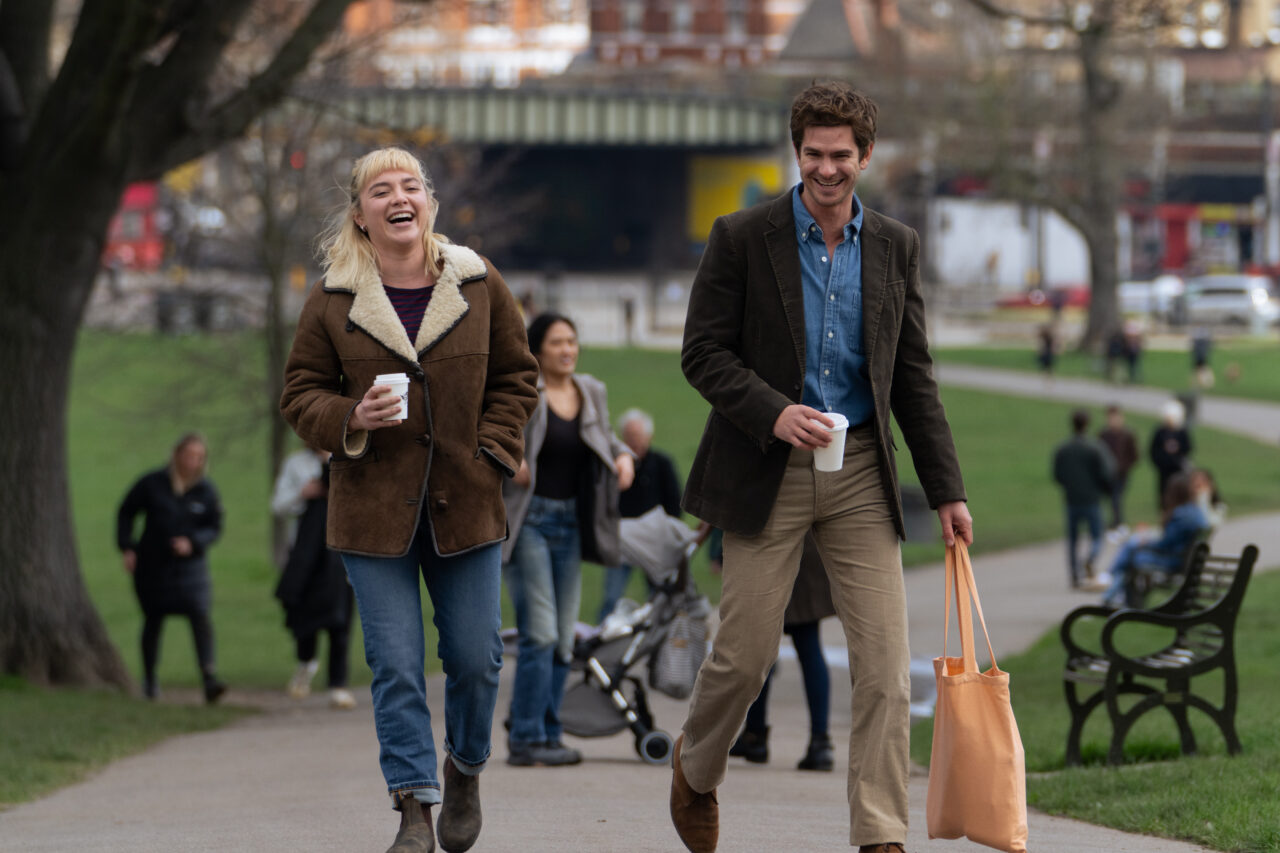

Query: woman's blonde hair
left=318, top=147, right=447, bottom=281
left=168, top=432, right=208, bottom=494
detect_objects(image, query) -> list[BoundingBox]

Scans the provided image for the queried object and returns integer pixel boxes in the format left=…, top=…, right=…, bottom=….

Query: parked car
left=995, top=286, right=1091, bottom=309
left=1118, top=274, right=1184, bottom=319
left=1180, top=274, right=1280, bottom=327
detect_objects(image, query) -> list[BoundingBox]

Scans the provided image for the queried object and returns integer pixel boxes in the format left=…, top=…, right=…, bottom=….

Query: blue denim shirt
left=792, top=184, right=874, bottom=427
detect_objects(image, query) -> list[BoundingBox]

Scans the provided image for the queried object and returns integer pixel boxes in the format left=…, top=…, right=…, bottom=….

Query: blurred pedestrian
left=729, top=533, right=836, bottom=772
left=502, top=312, right=635, bottom=768
left=1052, top=409, right=1114, bottom=588
left=271, top=445, right=356, bottom=710
left=1097, top=404, right=1138, bottom=533
left=1150, top=399, right=1192, bottom=512
left=280, top=145, right=539, bottom=853
left=597, top=408, right=683, bottom=622
left=1122, top=318, right=1144, bottom=383
left=1104, top=327, right=1127, bottom=383
left=1035, top=323, right=1057, bottom=377
left=1191, top=328, right=1214, bottom=389
left=116, top=432, right=226, bottom=703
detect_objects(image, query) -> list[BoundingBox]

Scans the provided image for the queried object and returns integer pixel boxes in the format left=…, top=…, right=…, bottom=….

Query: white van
left=1183, top=274, right=1280, bottom=327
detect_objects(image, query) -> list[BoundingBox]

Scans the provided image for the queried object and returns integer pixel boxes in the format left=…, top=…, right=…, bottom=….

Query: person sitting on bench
left=1101, top=472, right=1210, bottom=608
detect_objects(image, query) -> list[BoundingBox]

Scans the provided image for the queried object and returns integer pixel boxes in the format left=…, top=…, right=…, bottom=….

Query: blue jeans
left=1065, top=503, right=1104, bottom=585
left=1103, top=537, right=1173, bottom=606
left=342, top=530, right=503, bottom=804
left=598, top=563, right=633, bottom=623
left=504, top=495, right=581, bottom=748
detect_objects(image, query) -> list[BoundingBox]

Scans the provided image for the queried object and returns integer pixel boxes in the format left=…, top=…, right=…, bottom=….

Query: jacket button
left=415, top=434, right=431, bottom=446
left=793, top=383, right=801, bottom=391
left=435, top=499, right=448, bottom=511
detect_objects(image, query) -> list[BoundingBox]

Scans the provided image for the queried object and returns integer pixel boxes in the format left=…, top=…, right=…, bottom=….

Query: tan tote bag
left=926, top=541, right=1028, bottom=853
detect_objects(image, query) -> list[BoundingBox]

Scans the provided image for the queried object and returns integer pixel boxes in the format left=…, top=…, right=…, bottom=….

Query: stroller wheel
left=636, top=730, right=674, bottom=765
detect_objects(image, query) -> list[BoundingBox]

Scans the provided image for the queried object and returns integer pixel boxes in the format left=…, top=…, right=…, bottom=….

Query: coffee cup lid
left=375, top=373, right=409, bottom=383
left=821, top=412, right=849, bottom=430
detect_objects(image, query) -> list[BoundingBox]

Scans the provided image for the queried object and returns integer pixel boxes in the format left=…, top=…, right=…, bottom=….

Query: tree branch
left=961, top=0, right=1070, bottom=29
left=19, top=1, right=166, bottom=182
left=131, top=0, right=355, bottom=180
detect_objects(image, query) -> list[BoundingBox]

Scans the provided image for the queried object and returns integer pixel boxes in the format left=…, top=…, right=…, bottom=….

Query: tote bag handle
left=942, top=540, right=999, bottom=673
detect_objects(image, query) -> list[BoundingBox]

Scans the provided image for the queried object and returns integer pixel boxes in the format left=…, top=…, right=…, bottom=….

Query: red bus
left=104, top=182, right=165, bottom=271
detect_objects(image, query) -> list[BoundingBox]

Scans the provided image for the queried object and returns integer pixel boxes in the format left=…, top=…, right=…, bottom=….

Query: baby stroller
left=559, top=507, right=712, bottom=765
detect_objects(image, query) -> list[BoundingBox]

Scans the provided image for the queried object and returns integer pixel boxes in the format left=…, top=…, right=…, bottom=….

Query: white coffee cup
left=811, top=412, right=850, bottom=472
left=374, top=372, right=410, bottom=421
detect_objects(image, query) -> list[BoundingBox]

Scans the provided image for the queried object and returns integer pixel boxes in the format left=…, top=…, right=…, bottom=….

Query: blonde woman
left=281, top=147, right=538, bottom=853
left=116, top=432, right=225, bottom=703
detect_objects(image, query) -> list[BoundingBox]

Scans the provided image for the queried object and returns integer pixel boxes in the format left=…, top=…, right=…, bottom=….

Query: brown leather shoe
left=670, top=734, right=718, bottom=853
left=858, top=844, right=906, bottom=853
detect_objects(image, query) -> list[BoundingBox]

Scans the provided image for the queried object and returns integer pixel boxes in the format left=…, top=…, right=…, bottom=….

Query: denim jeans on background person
left=342, top=531, right=503, bottom=804
left=504, top=495, right=581, bottom=748
left=598, top=563, right=632, bottom=623
left=1065, top=503, right=1105, bottom=586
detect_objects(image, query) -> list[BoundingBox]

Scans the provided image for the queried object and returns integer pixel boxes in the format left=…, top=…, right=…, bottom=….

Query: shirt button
left=829, top=294, right=835, bottom=301
left=828, top=331, right=834, bottom=338
left=824, top=369, right=830, bottom=376
left=821, top=256, right=828, bottom=263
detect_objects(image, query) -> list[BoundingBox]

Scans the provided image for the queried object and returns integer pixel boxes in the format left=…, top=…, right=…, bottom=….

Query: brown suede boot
left=387, top=795, right=435, bottom=853
left=436, top=756, right=481, bottom=852
left=670, top=734, right=718, bottom=853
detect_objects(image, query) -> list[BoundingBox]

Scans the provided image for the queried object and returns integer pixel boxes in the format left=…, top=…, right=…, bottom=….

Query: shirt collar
left=792, top=183, right=863, bottom=244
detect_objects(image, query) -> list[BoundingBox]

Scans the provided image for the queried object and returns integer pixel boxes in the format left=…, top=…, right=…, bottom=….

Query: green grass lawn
left=65, top=331, right=1280, bottom=693
left=7, top=329, right=1279, bottom=813
left=910, top=570, right=1280, bottom=853
left=934, top=339, right=1280, bottom=403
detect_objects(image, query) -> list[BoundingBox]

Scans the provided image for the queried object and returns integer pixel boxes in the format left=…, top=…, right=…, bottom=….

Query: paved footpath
left=3, top=369, right=1277, bottom=852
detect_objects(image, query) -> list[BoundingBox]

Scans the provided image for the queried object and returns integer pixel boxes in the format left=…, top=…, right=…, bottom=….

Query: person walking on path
left=1052, top=409, right=1114, bottom=588
left=280, top=146, right=539, bottom=853
left=1150, top=399, right=1192, bottom=512
left=671, top=81, right=972, bottom=853
left=727, top=532, right=836, bottom=772
left=597, top=407, right=683, bottom=622
left=271, top=445, right=357, bottom=710
left=501, top=312, right=634, bottom=768
left=1097, top=404, right=1138, bottom=533
left=117, top=432, right=227, bottom=704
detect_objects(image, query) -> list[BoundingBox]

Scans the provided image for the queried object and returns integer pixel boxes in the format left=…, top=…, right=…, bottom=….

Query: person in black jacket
left=1052, top=409, right=1114, bottom=588
left=1150, top=399, right=1192, bottom=512
left=116, top=433, right=226, bottom=703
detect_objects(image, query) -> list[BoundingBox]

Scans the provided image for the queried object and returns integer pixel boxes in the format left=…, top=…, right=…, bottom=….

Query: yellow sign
left=687, top=156, right=784, bottom=242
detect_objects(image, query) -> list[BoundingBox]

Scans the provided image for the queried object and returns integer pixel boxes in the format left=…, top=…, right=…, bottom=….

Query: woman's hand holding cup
left=351, top=384, right=404, bottom=431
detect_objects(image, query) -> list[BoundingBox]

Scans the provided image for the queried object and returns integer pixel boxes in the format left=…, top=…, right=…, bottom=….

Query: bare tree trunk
left=1077, top=25, right=1121, bottom=351
left=0, top=193, right=132, bottom=688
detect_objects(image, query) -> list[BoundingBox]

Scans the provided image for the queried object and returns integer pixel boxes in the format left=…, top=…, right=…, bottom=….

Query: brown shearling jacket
left=280, top=242, right=539, bottom=557
left=681, top=191, right=965, bottom=539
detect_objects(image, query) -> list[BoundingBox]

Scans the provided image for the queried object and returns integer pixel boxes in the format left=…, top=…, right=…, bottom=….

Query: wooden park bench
left=1060, top=542, right=1258, bottom=766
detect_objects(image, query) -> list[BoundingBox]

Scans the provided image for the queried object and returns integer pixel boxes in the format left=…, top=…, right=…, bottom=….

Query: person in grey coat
left=501, top=312, right=635, bottom=767
left=1052, top=408, right=1115, bottom=587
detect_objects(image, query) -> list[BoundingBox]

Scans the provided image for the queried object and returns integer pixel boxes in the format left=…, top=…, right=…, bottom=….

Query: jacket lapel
left=860, top=210, right=890, bottom=365
left=331, top=242, right=487, bottom=362
left=763, top=194, right=807, bottom=376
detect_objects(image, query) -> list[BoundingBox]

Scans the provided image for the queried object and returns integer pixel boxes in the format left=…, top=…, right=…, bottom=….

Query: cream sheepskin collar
left=325, top=242, right=486, bottom=362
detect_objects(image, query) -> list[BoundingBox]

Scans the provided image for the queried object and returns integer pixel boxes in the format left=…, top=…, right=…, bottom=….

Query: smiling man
left=669, top=82, right=973, bottom=853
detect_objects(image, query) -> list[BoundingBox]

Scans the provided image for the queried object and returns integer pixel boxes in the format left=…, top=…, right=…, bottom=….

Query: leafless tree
left=0, top=0, right=359, bottom=688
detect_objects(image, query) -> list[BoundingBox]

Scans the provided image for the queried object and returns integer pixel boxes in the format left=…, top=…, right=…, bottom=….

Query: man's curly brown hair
left=789, top=81, right=878, bottom=158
